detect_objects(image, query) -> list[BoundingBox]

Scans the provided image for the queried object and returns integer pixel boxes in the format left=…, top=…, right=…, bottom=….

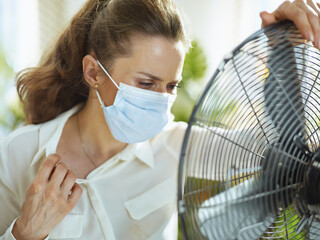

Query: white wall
left=0, top=0, right=39, bottom=71
left=0, top=0, right=284, bottom=139
left=175, top=0, right=283, bottom=80
left=0, top=0, right=283, bottom=77
left=0, top=0, right=87, bottom=72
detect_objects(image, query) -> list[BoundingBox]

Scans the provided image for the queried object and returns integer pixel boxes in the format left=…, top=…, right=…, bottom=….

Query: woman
left=0, top=0, right=319, bottom=239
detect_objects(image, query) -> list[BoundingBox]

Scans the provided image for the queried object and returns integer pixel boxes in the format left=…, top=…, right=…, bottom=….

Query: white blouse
left=0, top=105, right=187, bottom=240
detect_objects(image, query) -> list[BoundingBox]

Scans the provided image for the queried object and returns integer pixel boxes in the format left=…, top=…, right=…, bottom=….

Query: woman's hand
left=12, top=154, right=82, bottom=240
left=260, top=0, right=320, bottom=48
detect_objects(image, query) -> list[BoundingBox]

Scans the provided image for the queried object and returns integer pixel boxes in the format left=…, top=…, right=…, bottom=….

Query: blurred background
left=0, top=0, right=283, bottom=140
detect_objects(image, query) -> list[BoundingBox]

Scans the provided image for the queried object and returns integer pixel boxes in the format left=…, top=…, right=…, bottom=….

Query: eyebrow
left=138, top=72, right=163, bottom=81
left=137, top=72, right=182, bottom=82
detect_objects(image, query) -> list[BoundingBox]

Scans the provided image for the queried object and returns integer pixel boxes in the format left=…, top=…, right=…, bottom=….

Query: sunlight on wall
left=0, top=0, right=39, bottom=71
left=0, top=0, right=284, bottom=79
left=176, top=0, right=284, bottom=81
left=0, top=0, right=86, bottom=72
left=0, top=0, right=86, bottom=139
left=0, top=0, right=286, bottom=139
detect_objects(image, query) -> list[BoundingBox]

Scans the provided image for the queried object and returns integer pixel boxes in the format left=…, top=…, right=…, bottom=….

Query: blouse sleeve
left=0, top=142, right=21, bottom=239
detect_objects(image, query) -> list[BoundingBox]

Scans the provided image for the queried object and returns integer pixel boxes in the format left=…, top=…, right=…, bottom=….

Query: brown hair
left=17, top=0, right=190, bottom=124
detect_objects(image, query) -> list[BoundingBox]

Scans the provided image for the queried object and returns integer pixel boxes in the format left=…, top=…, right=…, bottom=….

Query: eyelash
left=168, top=84, right=180, bottom=90
left=139, top=82, right=153, bottom=87
left=139, top=82, right=180, bottom=90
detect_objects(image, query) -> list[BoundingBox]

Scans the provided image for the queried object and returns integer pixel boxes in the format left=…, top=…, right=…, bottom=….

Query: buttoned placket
left=35, top=105, right=119, bottom=240
left=76, top=178, right=116, bottom=240
left=30, top=105, right=156, bottom=239
left=71, top=148, right=129, bottom=240
left=73, top=149, right=140, bottom=240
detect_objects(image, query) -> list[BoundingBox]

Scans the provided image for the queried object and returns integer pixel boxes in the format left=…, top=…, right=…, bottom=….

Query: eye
left=168, top=84, right=180, bottom=90
left=139, top=82, right=154, bottom=88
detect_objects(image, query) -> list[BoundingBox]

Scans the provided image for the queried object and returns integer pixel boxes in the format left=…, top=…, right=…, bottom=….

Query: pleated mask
left=95, top=60, right=176, bottom=143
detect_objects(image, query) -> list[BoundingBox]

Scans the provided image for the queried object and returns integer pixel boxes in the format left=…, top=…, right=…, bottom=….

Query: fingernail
left=309, top=33, right=314, bottom=43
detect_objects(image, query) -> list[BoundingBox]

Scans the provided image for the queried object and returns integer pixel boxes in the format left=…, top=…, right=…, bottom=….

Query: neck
left=76, top=91, right=127, bottom=165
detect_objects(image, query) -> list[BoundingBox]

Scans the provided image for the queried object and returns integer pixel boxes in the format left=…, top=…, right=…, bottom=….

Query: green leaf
left=0, top=47, right=14, bottom=80
left=182, top=40, right=207, bottom=81
left=172, top=40, right=208, bottom=122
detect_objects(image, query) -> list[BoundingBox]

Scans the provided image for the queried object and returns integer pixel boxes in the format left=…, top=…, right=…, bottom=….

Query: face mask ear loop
left=95, top=89, right=106, bottom=108
left=96, top=60, right=120, bottom=90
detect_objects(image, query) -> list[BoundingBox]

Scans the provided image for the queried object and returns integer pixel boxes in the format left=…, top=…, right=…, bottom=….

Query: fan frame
left=177, top=20, right=303, bottom=240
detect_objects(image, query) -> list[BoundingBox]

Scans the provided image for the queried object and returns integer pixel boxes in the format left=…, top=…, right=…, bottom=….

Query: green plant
left=0, top=48, right=14, bottom=80
left=175, top=39, right=208, bottom=239
left=0, top=46, right=25, bottom=132
left=261, top=205, right=306, bottom=239
left=172, top=40, right=208, bottom=122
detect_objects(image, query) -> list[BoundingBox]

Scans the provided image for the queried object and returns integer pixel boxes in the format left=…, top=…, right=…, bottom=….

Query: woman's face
left=98, top=34, right=186, bottom=106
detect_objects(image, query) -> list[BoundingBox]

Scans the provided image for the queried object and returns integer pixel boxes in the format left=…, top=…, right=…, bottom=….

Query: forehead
left=116, top=34, right=185, bottom=80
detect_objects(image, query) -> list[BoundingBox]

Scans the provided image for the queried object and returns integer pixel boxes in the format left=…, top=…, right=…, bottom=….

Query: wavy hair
left=16, top=0, right=190, bottom=124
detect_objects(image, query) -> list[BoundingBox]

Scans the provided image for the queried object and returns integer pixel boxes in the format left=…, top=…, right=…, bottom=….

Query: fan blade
left=308, top=215, right=320, bottom=239
left=198, top=176, right=278, bottom=240
left=263, top=30, right=306, bottom=147
left=294, top=188, right=320, bottom=238
left=262, top=29, right=311, bottom=211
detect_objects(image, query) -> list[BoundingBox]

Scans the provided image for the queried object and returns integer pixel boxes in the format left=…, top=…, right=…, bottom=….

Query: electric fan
left=178, top=20, right=320, bottom=240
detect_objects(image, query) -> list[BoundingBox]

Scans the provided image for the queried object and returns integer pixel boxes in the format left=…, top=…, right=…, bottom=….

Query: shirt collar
left=31, top=104, right=82, bottom=166
left=31, top=104, right=154, bottom=168
left=118, top=141, right=154, bottom=168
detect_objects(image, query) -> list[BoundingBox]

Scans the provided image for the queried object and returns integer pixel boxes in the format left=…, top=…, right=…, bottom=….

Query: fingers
left=60, top=171, right=77, bottom=197
left=263, top=0, right=320, bottom=48
left=260, top=11, right=277, bottom=27
left=276, top=1, right=314, bottom=41
left=35, top=154, right=61, bottom=182
left=68, top=184, right=83, bottom=205
left=48, top=162, right=82, bottom=206
left=308, top=11, right=320, bottom=47
left=295, top=0, right=320, bottom=47
left=50, top=162, right=68, bottom=186
left=306, top=0, right=320, bottom=47
left=18, top=155, right=82, bottom=239
left=35, top=154, right=80, bottom=201
left=307, top=0, right=320, bottom=15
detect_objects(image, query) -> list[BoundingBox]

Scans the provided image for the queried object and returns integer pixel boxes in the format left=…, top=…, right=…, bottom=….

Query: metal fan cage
left=178, top=21, right=320, bottom=240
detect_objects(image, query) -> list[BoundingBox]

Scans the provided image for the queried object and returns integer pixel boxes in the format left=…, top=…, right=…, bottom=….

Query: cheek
left=100, top=80, right=119, bottom=106
left=128, top=79, right=141, bottom=88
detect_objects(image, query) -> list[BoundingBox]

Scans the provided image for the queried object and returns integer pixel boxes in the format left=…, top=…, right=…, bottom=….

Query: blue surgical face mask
left=95, top=60, right=177, bottom=143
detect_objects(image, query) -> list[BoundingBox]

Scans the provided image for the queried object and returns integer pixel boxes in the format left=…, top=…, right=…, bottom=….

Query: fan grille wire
left=178, top=21, right=320, bottom=240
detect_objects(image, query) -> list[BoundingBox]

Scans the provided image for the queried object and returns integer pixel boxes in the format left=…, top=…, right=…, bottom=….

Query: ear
left=82, top=55, right=105, bottom=88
